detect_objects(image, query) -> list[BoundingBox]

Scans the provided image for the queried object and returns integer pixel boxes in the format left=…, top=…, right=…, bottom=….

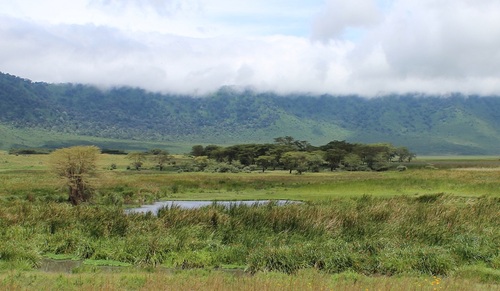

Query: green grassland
left=0, top=152, right=499, bottom=290
left=0, top=125, right=192, bottom=154
left=2, top=152, right=499, bottom=201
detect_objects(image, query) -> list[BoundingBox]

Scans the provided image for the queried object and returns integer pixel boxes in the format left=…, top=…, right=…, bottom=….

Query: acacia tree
left=190, top=145, right=205, bottom=156
left=323, top=148, right=347, bottom=171
left=395, top=146, right=416, bottom=162
left=194, top=156, right=210, bottom=171
left=127, top=152, right=147, bottom=170
left=255, top=155, right=275, bottom=172
left=306, top=151, right=326, bottom=172
left=150, top=149, right=170, bottom=171
left=49, top=146, right=100, bottom=205
left=281, top=151, right=309, bottom=174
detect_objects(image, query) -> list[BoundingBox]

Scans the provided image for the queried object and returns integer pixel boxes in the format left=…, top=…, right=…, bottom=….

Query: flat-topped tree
left=49, top=146, right=100, bottom=205
left=127, top=152, right=147, bottom=170
left=150, top=149, right=170, bottom=171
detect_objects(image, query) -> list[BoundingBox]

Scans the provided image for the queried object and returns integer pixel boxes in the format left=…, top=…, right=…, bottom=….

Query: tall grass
left=1, top=195, right=498, bottom=279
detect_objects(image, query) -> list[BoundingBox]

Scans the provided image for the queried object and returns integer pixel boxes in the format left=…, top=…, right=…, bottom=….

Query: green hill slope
left=1, top=72, right=500, bottom=154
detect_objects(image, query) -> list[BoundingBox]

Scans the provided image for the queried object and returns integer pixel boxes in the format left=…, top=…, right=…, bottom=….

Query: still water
left=126, top=200, right=294, bottom=215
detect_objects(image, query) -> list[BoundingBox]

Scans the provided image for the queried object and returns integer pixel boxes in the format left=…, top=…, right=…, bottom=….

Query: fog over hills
left=1, top=72, right=500, bottom=155
left=3, top=1, right=500, bottom=97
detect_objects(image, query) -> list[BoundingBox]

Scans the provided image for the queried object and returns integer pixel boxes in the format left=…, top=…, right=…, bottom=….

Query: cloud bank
left=1, top=0, right=500, bottom=96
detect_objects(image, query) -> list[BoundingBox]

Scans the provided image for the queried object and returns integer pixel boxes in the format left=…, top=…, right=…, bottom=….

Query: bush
left=204, top=162, right=241, bottom=173
left=413, top=247, right=455, bottom=275
left=170, top=250, right=217, bottom=269
left=247, top=246, right=307, bottom=274
left=396, top=165, right=407, bottom=171
left=9, top=148, right=51, bottom=155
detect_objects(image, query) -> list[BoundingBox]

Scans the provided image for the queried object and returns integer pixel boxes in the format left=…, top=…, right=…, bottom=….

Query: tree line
left=46, top=138, right=414, bottom=205
left=187, top=136, right=416, bottom=173
left=108, top=136, right=415, bottom=174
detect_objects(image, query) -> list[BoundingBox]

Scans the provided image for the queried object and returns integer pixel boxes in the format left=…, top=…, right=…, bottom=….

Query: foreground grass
left=1, top=269, right=499, bottom=291
left=1, top=195, right=498, bottom=276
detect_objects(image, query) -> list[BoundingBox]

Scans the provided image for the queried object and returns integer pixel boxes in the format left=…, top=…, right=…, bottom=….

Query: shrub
left=396, top=165, right=407, bottom=171
left=247, top=246, right=307, bottom=274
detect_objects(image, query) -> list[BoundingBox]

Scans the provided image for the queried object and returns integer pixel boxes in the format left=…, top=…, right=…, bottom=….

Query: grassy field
left=0, top=152, right=499, bottom=290
left=2, top=152, right=500, bottom=201
left=0, top=125, right=193, bottom=154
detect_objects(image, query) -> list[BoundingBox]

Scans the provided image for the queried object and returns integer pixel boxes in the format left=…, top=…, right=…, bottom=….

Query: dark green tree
left=274, top=136, right=296, bottom=147
left=395, top=146, right=416, bottom=162
left=343, top=153, right=363, bottom=171
left=323, top=148, right=347, bottom=171
left=205, top=145, right=224, bottom=162
left=190, top=145, right=205, bottom=156
left=306, top=151, right=325, bottom=172
left=255, top=155, right=275, bottom=172
left=354, top=143, right=393, bottom=169
left=151, top=149, right=170, bottom=171
left=281, top=151, right=310, bottom=174
left=127, top=152, right=147, bottom=170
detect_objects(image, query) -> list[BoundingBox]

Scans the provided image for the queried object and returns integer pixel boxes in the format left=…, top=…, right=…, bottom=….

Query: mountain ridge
left=1, top=72, right=499, bottom=155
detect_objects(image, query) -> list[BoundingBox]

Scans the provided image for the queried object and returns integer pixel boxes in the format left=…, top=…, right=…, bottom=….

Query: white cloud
left=312, top=0, right=382, bottom=41
left=370, top=0, right=500, bottom=93
left=1, top=0, right=500, bottom=96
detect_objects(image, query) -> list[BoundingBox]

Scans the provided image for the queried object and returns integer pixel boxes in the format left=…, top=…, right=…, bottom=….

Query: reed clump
left=0, top=194, right=498, bottom=280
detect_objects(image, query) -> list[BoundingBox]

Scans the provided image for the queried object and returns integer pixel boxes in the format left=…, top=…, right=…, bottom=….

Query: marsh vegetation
left=0, top=150, right=499, bottom=290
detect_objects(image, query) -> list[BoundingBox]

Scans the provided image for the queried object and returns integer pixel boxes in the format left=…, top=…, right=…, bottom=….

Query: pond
left=126, top=200, right=295, bottom=215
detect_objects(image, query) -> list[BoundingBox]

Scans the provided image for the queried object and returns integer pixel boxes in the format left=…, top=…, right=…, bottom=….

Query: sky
left=1, top=0, right=500, bottom=96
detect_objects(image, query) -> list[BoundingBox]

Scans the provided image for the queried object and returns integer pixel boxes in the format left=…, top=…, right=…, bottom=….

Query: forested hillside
left=1, top=72, right=500, bottom=154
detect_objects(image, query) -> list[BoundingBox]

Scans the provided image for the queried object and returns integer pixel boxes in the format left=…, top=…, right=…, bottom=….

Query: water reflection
left=126, top=200, right=295, bottom=215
